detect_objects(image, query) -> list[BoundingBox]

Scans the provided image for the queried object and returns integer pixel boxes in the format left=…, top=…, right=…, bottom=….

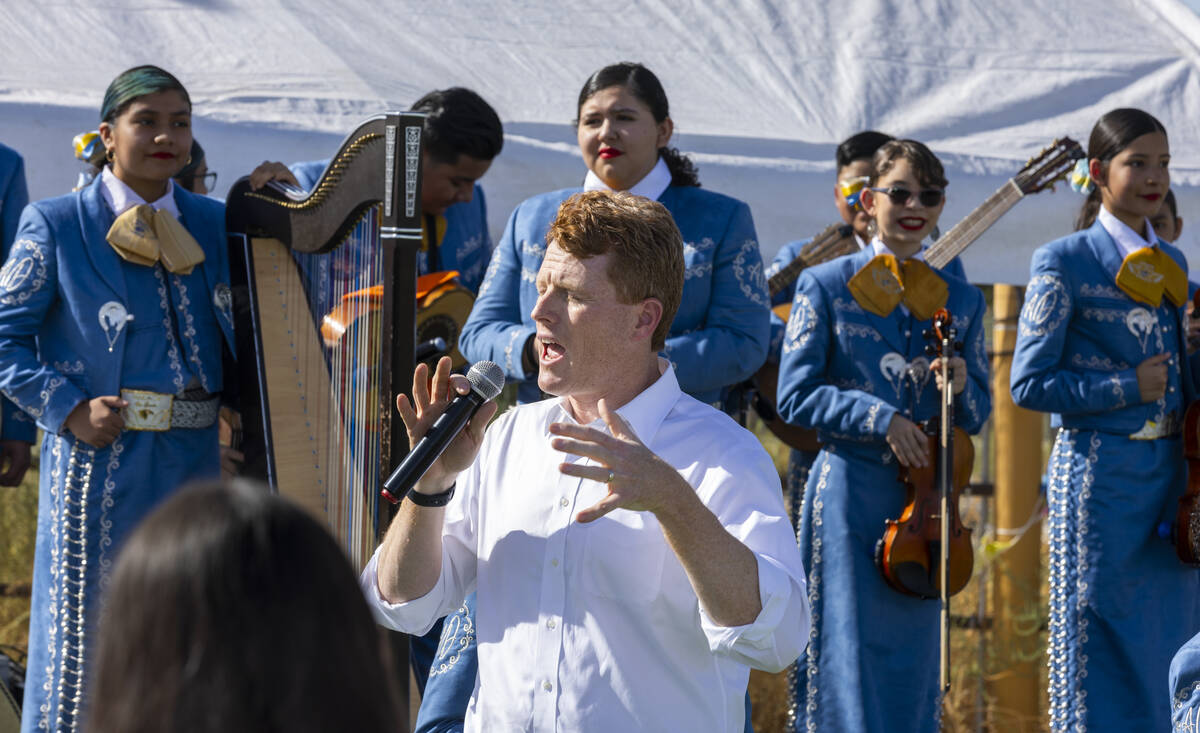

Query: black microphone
left=381, top=361, right=505, bottom=504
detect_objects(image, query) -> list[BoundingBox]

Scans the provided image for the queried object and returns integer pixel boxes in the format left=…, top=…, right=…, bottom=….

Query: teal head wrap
left=100, top=65, right=191, bottom=123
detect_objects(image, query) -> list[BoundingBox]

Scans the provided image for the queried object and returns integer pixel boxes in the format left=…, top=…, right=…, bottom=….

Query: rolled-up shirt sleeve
left=695, top=441, right=810, bottom=672
left=359, top=454, right=485, bottom=635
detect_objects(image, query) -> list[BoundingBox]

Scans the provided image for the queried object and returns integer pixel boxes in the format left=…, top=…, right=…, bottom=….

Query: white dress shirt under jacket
left=362, top=361, right=810, bottom=732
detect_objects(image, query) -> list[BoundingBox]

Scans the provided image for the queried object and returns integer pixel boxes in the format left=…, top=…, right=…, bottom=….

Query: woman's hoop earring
left=105, top=148, right=114, bottom=163
left=185, top=156, right=192, bottom=166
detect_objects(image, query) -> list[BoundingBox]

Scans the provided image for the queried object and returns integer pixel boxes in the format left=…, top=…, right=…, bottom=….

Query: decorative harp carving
left=226, top=113, right=425, bottom=569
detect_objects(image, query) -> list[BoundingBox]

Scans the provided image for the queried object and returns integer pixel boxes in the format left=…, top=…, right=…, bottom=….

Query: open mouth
left=898, top=216, right=926, bottom=231
left=598, top=148, right=623, bottom=160
left=539, top=337, right=566, bottom=365
left=1142, top=193, right=1162, bottom=202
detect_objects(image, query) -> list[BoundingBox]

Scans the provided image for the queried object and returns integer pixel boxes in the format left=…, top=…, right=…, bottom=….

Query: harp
left=226, top=113, right=424, bottom=569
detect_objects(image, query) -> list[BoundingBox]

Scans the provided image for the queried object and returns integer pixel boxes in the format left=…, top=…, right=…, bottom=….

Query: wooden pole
left=988, top=284, right=1044, bottom=731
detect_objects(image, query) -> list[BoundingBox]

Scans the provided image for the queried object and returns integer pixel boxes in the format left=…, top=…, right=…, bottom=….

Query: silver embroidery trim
left=51, top=441, right=95, bottom=733
left=429, top=603, right=476, bottom=678
left=1020, top=273, right=1071, bottom=338
left=475, top=249, right=504, bottom=298
left=153, top=267, right=187, bottom=393
left=1071, top=354, right=1129, bottom=371
left=731, top=239, right=768, bottom=307
left=801, top=455, right=832, bottom=732
left=833, top=322, right=883, bottom=342
left=0, top=238, right=49, bottom=306
left=783, top=293, right=818, bottom=354
left=1080, top=283, right=1125, bottom=299
left=171, top=275, right=211, bottom=392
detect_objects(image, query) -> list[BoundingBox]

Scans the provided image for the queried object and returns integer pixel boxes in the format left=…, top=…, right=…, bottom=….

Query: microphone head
left=466, top=361, right=505, bottom=401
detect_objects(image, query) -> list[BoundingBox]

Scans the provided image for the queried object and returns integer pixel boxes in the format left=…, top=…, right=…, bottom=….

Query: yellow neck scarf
left=1115, top=246, right=1187, bottom=308
left=848, top=254, right=948, bottom=320
left=106, top=204, right=205, bottom=275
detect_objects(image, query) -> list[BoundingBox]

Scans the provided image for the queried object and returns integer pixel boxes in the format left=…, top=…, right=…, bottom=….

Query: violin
left=874, top=309, right=975, bottom=600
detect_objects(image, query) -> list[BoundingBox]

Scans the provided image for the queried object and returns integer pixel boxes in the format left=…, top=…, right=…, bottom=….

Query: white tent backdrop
left=2, top=0, right=1199, bottom=283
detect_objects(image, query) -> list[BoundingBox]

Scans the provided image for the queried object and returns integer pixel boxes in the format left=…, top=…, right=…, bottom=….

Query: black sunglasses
left=869, top=186, right=944, bottom=207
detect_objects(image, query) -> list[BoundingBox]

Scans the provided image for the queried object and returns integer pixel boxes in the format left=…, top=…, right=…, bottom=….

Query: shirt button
left=543, top=681, right=553, bottom=692
left=551, top=558, right=559, bottom=567
left=547, top=618, right=557, bottom=629
left=559, top=497, right=569, bottom=507
left=904, top=330, right=911, bottom=338
left=1169, top=386, right=1176, bottom=393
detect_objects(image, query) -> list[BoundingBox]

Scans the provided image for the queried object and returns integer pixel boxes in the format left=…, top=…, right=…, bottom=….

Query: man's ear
left=634, top=298, right=664, bottom=343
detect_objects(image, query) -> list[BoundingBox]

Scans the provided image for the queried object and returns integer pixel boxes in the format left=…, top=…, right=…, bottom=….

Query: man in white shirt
left=362, top=190, right=809, bottom=732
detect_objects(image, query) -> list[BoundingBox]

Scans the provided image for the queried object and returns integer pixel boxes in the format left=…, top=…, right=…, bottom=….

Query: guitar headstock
left=1014, top=137, right=1085, bottom=195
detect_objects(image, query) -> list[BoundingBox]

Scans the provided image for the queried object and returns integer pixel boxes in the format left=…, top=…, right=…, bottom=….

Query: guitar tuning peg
left=922, top=328, right=934, bottom=339
left=925, top=344, right=937, bottom=357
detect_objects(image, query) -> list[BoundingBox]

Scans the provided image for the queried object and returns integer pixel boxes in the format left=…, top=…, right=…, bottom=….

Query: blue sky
left=1184, top=0, right=1200, bottom=13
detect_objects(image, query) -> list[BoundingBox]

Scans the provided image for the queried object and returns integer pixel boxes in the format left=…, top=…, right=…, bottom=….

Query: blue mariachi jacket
left=1010, top=221, right=1197, bottom=433
left=459, top=185, right=770, bottom=404
left=290, top=159, right=493, bottom=294
left=775, top=245, right=990, bottom=444
left=0, top=179, right=234, bottom=434
left=0, top=141, right=35, bottom=442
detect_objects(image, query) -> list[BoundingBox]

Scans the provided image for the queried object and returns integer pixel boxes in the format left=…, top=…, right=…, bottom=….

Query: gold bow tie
left=107, top=204, right=206, bottom=275
left=848, top=254, right=948, bottom=320
left=1115, top=246, right=1187, bottom=308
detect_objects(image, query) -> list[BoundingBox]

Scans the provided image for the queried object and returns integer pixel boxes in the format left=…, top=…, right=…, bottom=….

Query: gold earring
left=105, top=148, right=114, bottom=163
left=185, top=156, right=192, bottom=165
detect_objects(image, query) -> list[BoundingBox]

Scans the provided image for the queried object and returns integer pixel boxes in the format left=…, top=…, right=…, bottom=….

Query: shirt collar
left=854, top=232, right=868, bottom=250
left=100, top=166, right=181, bottom=220
left=583, top=157, right=672, bottom=201
left=869, top=236, right=926, bottom=262
left=550, top=357, right=681, bottom=443
left=1097, top=205, right=1156, bottom=258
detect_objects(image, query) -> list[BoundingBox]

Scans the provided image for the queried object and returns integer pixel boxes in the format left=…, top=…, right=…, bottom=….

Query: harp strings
left=293, top=206, right=384, bottom=568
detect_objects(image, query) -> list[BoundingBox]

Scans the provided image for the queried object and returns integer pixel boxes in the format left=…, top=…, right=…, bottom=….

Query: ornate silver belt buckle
left=121, top=388, right=173, bottom=431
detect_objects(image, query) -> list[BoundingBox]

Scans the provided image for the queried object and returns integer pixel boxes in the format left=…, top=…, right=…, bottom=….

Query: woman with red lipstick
left=1011, top=108, right=1200, bottom=732
left=0, top=65, right=239, bottom=733
left=775, top=140, right=991, bottom=732
left=460, top=61, right=769, bottom=408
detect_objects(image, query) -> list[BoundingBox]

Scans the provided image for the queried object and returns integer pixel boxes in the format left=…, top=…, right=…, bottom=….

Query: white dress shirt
left=99, top=165, right=181, bottom=219
left=583, top=156, right=672, bottom=201
left=1097, top=204, right=1157, bottom=257
left=362, top=360, right=809, bottom=732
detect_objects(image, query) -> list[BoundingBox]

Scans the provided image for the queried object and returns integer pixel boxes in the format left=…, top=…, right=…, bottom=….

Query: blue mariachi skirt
left=792, top=443, right=941, bottom=733
left=21, top=427, right=219, bottom=733
left=1045, top=429, right=1199, bottom=732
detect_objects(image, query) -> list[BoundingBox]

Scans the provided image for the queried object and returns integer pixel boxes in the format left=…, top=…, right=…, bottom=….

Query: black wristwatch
left=406, top=483, right=455, bottom=507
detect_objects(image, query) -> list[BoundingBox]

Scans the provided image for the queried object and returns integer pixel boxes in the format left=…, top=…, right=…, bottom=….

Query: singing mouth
left=539, top=337, right=566, bottom=364
left=898, top=217, right=926, bottom=231
left=598, top=148, right=623, bottom=160
left=1143, top=193, right=1162, bottom=202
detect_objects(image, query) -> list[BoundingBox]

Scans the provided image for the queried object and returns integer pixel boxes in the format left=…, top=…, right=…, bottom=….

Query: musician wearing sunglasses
left=0, top=65, right=245, bottom=733
left=776, top=139, right=990, bottom=732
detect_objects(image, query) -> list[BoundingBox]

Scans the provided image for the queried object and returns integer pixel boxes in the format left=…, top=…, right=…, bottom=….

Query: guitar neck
left=925, top=179, right=1025, bottom=270
left=767, top=224, right=856, bottom=297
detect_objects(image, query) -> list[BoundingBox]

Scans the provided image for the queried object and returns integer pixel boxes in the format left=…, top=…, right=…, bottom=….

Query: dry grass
left=0, top=439, right=38, bottom=667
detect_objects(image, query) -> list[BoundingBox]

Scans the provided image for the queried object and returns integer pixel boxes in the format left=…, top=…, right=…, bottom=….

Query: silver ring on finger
left=605, top=469, right=615, bottom=484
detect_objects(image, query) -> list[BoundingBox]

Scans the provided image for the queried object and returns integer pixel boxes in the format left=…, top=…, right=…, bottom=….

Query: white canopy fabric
left=2, top=0, right=1199, bottom=283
